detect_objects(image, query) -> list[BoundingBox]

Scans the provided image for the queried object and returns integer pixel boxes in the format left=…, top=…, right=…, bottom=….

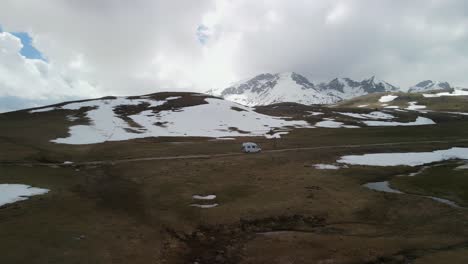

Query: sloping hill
left=2, top=92, right=312, bottom=145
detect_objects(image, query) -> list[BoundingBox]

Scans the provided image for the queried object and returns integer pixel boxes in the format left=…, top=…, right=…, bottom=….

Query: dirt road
left=4, top=138, right=467, bottom=166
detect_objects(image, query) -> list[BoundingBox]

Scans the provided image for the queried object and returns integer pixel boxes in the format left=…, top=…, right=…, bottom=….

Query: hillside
left=337, top=91, right=468, bottom=112
left=2, top=91, right=468, bottom=264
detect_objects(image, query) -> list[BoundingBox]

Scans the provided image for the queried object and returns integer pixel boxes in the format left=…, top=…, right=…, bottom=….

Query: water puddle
left=363, top=181, right=461, bottom=208
left=363, top=181, right=402, bottom=194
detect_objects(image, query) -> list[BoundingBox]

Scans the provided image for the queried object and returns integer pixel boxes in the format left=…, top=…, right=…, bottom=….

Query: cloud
left=0, top=32, right=98, bottom=102
left=1, top=0, right=468, bottom=112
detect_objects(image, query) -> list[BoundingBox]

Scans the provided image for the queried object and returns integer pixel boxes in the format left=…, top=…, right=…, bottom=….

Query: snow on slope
left=423, top=88, right=468, bottom=97
left=218, top=72, right=339, bottom=106
left=406, top=102, right=426, bottom=110
left=338, top=111, right=395, bottom=120
left=378, top=95, right=398, bottom=103
left=318, top=77, right=400, bottom=101
left=212, top=73, right=400, bottom=106
left=363, top=116, right=435, bottom=127
left=408, top=80, right=452, bottom=93
left=0, top=184, right=49, bottom=207
left=49, top=96, right=312, bottom=144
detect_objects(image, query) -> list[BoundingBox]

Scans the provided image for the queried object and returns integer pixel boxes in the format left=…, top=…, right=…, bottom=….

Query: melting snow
left=165, top=96, right=182, bottom=100
left=52, top=97, right=312, bottom=144
left=190, top=203, right=218, bottom=208
left=358, top=105, right=368, bottom=108
left=423, top=89, right=468, bottom=98
left=363, top=117, right=435, bottom=127
left=66, top=115, right=79, bottom=122
left=338, top=111, right=394, bottom=120
left=0, top=184, right=49, bottom=207
left=384, top=106, right=399, bottom=109
left=307, top=111, right=323, bottom=116
left=210, top=137, right=236, bottom=141
left=29, top=107, right=57, bottom=113
left=192, top=195, right=216, bottom=200
left=406, top=101, right=426, bottom=110
left=338, top=147, right=468, bottom=167
left=265, top=131, right=290, bottom=139
left=455, top=163, right=468, bottom=170
left=379, top=95, right=398, bottom=103
left=446, top=112, right=468, bottom=116
left=314, top=164, right=340, bottom=170
left=315, top=120, right=358, bottom=128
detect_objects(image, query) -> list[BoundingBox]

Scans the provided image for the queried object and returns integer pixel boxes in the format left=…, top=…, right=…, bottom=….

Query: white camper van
left=241, top=142, right=261, bottom=153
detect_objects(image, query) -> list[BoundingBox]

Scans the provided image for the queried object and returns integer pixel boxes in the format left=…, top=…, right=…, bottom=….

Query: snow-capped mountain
left=317, top=76, right=399, bottom=100
left=408, top=80, right=452, bottom=93
left=208, top=72, right=340, bottom=106
left=210, top=72, right=399, bottom=106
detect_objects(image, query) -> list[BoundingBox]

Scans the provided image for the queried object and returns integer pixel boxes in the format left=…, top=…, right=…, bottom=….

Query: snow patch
left=29, top=107, right=56, bottom=113
left=265, top=131, right=290, bottom=139
left=338, top=111, right=394, bottom=120
left=315, top=120, right=357, bottom=128
left=190, top=203, right=218, bottom=208
left=379, top=95, right=398, bottom=103
left=53, top=97, right=312, bottom=144
left=338, top=147, right=468, bottom=167
left=0, top=184, right=49, bottom=207
left=423, top=88, right=468, bottom=98
left=455, top=163, right=468, bottom=170
left=192, top=195, right=216, bottom=200
left=406, top=101, right=426, bottom=110
left=363, top=116, right=435, bottom=127
left=211, top=137, right=236, bottom=141
left=314, top=164, right=340, bottom=170
left=307, top=111, right=323, bottom=116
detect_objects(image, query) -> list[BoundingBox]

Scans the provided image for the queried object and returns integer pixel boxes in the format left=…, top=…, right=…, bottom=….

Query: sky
left=1, top=0, right=468, bottom=112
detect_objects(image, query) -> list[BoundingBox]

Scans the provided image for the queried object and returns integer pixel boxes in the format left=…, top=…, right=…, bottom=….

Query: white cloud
left=1, top=0, right=468, bottom=112
left=0, top=32, right=99, bottom=101
left=326, top=2, right=350, bottom=25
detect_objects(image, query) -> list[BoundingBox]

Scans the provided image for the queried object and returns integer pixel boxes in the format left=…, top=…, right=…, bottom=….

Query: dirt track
left=4, top=138, right=467, bottom=166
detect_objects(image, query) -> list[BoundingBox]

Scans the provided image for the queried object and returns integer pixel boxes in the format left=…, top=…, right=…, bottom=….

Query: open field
left=2, top=97, right=468, bottom=263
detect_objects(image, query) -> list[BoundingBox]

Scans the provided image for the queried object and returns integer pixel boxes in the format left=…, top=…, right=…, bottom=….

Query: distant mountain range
left=208, top=72, right=454, bottom=106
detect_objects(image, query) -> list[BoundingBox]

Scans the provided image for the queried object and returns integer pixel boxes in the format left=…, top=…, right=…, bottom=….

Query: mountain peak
left=408, top=80, right=452, bottom=93
left=213, top=72, right=401, bottom=106
left=211, top=72, right=338, bottom=106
